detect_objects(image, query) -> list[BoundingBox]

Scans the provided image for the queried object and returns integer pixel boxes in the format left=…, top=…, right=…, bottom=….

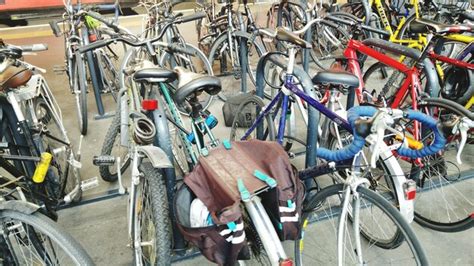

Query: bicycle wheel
left=0, top=204, right=94, bottom=265
left=160, top=43, right=214, bottom=113
left=440, top=45, right=473, bottom=106
left=74, top=54, right=88, bottom=135
left=98, top=112, right=130, bottom=182
left=405, top=100, right=474, bottom=232
left=230, top=95, right=276, bottom=141
left=96, top=48, right=119, bottom=100
left=159, top=83, right=195, bottom=177
left=132, top=162, right=171, bottom=265
left=310, top=20, right=351, bottom=70
left=363, top=61, right=414, bottom=107
left=326, top=130, right=404, bottom=248
left=295, top=184, right=428, bottom=265
left=32, top=97, right=81, bottom=202
left=208, top=31, right=265, bottom=102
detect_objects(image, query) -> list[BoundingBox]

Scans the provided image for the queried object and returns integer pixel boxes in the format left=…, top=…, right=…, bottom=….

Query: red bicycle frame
left=343, top=39, right=422, bottom=149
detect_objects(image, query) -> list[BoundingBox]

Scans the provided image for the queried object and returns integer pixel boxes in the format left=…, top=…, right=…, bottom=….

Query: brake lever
left=455, top=119, right=470, bottom=165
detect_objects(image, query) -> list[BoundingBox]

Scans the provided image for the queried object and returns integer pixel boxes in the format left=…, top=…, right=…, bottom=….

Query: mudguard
left=137, top=145, right=173, bottom=169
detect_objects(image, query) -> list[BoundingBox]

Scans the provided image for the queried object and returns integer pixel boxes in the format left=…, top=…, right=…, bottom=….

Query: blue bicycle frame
left=241, top=75, right=352, bottom=144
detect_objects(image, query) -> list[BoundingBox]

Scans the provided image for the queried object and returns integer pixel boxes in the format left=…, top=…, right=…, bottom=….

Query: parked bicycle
left=0, top=42, right=82, bottom=214
left=50, top=0, right=122, bottom=135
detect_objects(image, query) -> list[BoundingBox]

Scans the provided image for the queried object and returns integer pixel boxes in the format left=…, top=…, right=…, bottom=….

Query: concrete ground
left=1, top=2, right=473, bottom=265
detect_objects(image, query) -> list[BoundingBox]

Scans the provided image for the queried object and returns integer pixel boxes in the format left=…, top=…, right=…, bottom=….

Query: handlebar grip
left=178, top=12, right=206, bottom=23
left=21, top=44, right=48, bottom=52
left=167, top=43, right=197, bottom=56
left=87, top=11, right=120, bottom=32
left=316, top=106, right=377, bottom=162
left=396, top=110, right=447, bottom=158
left=78, top=39, right=113, bottom=53
left=49, top=20, right=62, bottom=37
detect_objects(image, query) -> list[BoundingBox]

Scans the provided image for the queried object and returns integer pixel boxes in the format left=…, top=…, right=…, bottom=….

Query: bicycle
left=0, top=42, right=82, bottom=211
left=229, top=24, right=450, bottom=246
left=84, top=13, right=213, bottom=263
left=139, top=0, right=215, bottom=113
left=50, top=0, right=122, bottom=135
left=0, top=199, right=94, bottom=265
left=0, top=156, right=93, bottom=265
left=266, top=0, right=354, bottom=70
left=204, top=0, right=266, bottom=101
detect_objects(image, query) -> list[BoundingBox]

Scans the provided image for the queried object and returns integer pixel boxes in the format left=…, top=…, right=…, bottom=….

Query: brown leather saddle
left=0, top=64, right=33, bottom=92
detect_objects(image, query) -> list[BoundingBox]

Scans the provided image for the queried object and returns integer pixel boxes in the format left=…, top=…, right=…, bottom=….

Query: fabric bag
left=175, top=183, right=249, bottom=266
left=178, top=140, right=304, bottom=256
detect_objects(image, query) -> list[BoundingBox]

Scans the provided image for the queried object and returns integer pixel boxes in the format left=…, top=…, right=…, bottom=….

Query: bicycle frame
left=344, top=39, right=422, bottom=145
left=243, top=47, right=415, bottom=221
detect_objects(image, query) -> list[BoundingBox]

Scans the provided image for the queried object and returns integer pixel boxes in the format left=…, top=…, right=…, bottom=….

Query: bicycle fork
left=337, top=154, right=370, bottom=266
left=243, top=196, right=289, bottom=265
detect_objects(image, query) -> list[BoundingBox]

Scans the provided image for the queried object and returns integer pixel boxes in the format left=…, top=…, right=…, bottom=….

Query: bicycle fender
left=0, top=200, right=40, bottom=215
left=371, top=136, right=415, bottom=223
left=137, top=146, right=173, bottom=169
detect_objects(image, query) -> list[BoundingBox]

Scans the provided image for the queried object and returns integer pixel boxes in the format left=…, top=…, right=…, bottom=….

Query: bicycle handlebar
left=86, top=11, right=121, bottom=33
left=324, top=14, right=390, bottom=37
left=179, top=12, right=206, bottom=23
left=419, top=97, right=474, bottom=164
left=78, top=11, right=205, bottom=54
left=315, top=106, right=447, bottom=167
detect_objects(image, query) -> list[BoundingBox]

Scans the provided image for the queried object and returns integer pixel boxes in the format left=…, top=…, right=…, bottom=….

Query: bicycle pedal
left=93, top=155, right=116, bottom=166
left=81, top=176, right=99, bottom=191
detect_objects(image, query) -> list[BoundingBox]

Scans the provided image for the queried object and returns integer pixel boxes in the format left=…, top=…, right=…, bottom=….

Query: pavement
left=1, top=2, right=473, bottom=265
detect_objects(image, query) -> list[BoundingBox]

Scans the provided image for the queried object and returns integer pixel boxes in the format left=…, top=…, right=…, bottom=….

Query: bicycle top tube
left=283, top=78, right=352, bottom=133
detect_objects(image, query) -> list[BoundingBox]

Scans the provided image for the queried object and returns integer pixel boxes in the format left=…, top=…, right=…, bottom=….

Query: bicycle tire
left=311, top=19, right=351, bottom=70
left=159, top=43, right=214, bottom=114
left=75, top=54, right=88, bottom=135
left=326, top=130, right=404, bottom=248
left=229, top=95, right=276, bottom=141
left=410, top=99, right=474, bottom=232
left=162, top=97, right=194, bottom=177
left=97, top=48, right=119, bottom=101
left=208, top=31, right=266, bottom=102
left=0, top=206, right=94, bottom=265
left=363, top=61, right=414, bottom=108
left=132, top=162, right=171, bottom=266
left=99, top=112, right=130, bottom=182
left=295, top=184, right=429, bottom=265
left=441, top=48, right=473, bottom=106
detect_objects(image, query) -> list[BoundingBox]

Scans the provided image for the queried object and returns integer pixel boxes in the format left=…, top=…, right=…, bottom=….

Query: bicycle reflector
left=280, top=259, right=294, bottom=266
left=403, top=180, right=417, bottom=200
left=142, top=99, right=158, bottom=111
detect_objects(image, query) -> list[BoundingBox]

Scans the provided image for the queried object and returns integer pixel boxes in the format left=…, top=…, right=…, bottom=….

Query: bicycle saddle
left=0, top=65, right=33, bottom=92
left=173, top=67, right=221, bottom=105
left=312, top=71, right=359, bottom=89
left=133, top=68, right=177, bottom=83
left=276, top=27, right=312, bottom=49
left=409, top=18, right=473, bottom=35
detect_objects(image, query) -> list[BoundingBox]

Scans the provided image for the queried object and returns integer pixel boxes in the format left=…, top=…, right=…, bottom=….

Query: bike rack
left=92, top=84, right=114, bottom=121
left=255, top=53, right=319, bottom=170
